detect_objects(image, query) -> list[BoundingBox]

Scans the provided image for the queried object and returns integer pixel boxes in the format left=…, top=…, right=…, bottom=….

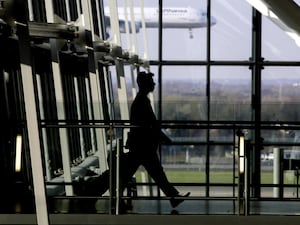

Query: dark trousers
left=123, top=150, right=179, bottom=197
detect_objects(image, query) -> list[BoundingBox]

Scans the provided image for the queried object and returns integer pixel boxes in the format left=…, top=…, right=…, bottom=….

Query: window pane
left=262, top=16, right=300, bottom=61
left=211, top=0, right=252, bottom=60
left=210, top=66, right=252, bottom=121
left=106, top=0, right=209, bottom=61
left=103, top=0, right=159, bottom=60
left=260, top=147, right=300, bottom=198
left=162, top=0, right=207, bottom=60
left=209, top=144, right=236, bottom=197
left=162, top=66, right=207, bottom=121
left=210, top=129, right=234, bottom=142
left=261, top=67, right=300, bottom=122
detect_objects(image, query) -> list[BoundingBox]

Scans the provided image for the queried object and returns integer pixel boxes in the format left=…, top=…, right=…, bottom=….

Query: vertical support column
left=20, top=61, right=50, bottom=225
left=139, top=0, right=149, bottom=62
left=108, top=0, right=121, bottom=45
left=125, top=0, right=138, bottom=99
left=44, top=0, right=73, bottom=195
left=15, top=2, right=49, bottom=223
left=108, top=1, right=130, bottom=154
left=115, top=59, right=130, bottom=157
left=115, top=59, right=130, bottom=121
left=107, top=1, right=130, bottom=214
left=81, top=0, right=108, bottom=173
left=128, top=0, right=138, bottom=54
left=74, top=77, right=86, bottom=159
left=157, top=0, right=162, bottom=121
left=90, top=69, right=109, bottom=172
left=273, top=147, right=283, bottom=198
left=251, top=7, right=263, bottom=198
left=64, top=0, right=71, bottom=22
left=108, top=0, right=130, bottom=121
left=205, top=0, right=212, bottom=198
left=136, top=0, right=150, bottom=101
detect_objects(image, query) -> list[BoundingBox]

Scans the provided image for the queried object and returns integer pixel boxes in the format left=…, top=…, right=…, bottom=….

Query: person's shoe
left=170, top=192, right=191, bottom=208
left=118, top=200, right=133, bottom=214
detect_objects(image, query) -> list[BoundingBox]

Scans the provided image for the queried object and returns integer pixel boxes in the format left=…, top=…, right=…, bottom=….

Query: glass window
left=261, top=67, right=300, bottom=122
left=211, top=0, right=252, bottom=60
left=104, top=0, right=209, bottom=61
left=262, top=17, right=300, bottom=61
left=210, top=66, right=252, bottom=121
left=162, top=0, right=207, bottom=60
left=102, top=0, right=159, bottom=59
left=260, top=146, right=300, bottom=198
left=210, top=128, right=234, bottom=143
left=161, top=66, right=207, bottom=121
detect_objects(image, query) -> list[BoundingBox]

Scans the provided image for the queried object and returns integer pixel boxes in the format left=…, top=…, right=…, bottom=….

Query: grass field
left=135, top=170, right=297, bottom=184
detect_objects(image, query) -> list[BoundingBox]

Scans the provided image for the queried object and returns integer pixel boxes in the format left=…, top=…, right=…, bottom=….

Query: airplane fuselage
left=136, top=7, right=207, bottom=28
left=104, top=7, right=216, bottom=29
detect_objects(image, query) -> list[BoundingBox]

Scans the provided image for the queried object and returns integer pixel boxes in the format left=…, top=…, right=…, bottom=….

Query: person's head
left=137, top=71, right=155, bottom=93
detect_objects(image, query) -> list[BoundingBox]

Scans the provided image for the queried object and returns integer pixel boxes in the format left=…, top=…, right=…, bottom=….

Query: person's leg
left=118, top=152, right=141, bottom=212
left=141, top=152, right=190, bottom=208
left=141, top=152, right=179, bottom=197
left=119, top=152, right=140, bottom=190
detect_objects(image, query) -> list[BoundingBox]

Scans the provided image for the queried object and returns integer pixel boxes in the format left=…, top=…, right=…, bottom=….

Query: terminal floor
left=1, top=199, right=300, bottom=225
left=50, top=198, right=300, bottom=215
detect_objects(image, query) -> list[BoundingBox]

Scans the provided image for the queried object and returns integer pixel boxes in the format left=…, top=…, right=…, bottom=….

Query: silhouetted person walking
left=124, top=71, right=190, bottom=208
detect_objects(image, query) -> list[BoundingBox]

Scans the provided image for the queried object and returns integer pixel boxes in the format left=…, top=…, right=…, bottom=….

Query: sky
left=103, top=0, right=300, bottom=81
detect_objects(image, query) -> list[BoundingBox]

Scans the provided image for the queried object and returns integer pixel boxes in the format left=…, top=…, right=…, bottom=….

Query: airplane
left=104, top=6, right=217, bottom=39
